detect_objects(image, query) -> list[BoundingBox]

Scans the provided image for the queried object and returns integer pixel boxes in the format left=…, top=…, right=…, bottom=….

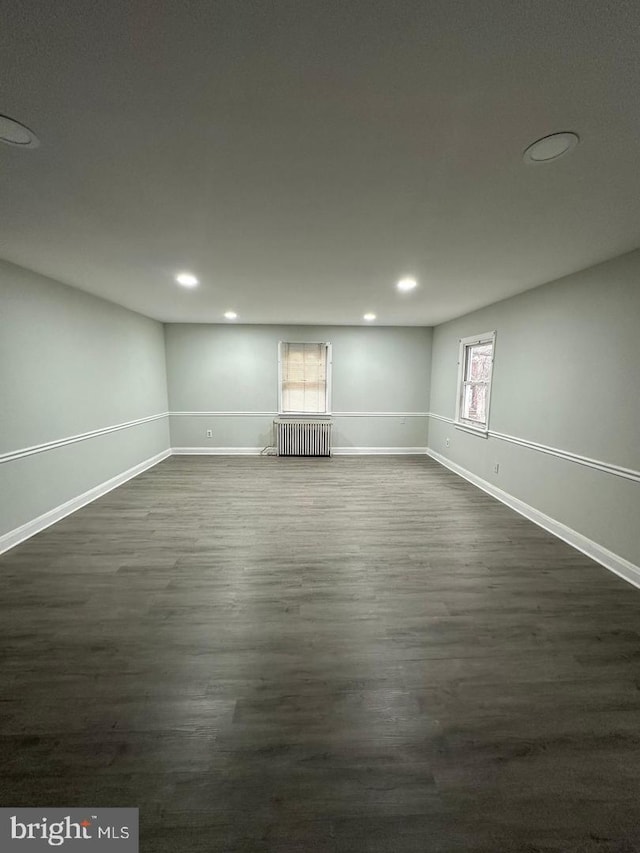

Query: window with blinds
left=278, top=342, right=331, bottom=414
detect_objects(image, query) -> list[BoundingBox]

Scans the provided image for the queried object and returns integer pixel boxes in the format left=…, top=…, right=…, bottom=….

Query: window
left=455, top=331, right=496, bottom=432
left=278, top=342, right=332, bottom=415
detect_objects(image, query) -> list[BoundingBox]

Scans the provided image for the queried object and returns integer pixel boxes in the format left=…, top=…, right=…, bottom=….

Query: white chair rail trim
left=0, top=412, right=169, bottom=465
left=168, top=411, right=430, bottom=417
left=428, top=413, right=640, bottom=483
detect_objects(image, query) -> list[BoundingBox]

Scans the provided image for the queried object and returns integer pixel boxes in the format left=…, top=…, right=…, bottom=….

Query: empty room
left=1, top=2, right=639, bottom=851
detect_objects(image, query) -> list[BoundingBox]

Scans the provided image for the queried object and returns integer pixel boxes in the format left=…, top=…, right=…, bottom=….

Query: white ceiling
left=2, top=0, right=640, bottom=326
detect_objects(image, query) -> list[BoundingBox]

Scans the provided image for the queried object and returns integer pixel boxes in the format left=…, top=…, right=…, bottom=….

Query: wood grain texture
left=1, top=456, right=640, bottom=852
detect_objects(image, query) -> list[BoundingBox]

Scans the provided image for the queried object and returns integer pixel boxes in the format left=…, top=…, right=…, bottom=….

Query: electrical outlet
left=445, top=437, right=450, bottom=447
left=493, top=462, right=499, bottom=474
left=206, top=429, right=213, bottom=438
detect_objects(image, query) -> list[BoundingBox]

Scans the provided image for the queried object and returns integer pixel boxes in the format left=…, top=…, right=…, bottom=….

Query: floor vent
left=275, top=418, right=332, bottom=457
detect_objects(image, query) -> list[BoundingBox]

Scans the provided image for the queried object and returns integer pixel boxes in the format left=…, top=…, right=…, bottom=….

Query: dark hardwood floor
left=1, top=456, right=640, bottom=852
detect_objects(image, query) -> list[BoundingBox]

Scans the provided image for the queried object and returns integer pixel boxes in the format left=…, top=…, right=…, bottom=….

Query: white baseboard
left=0, top=449, right=171, bottom=556
left=171, top=447, right=264, bottom=455
left=426, top=448, right=640, bottom=590
left=333, top=446, right=428, bottom=455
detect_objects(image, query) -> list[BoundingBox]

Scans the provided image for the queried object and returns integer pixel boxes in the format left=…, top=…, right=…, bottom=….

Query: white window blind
left=279, top=342, right=330, bottom=414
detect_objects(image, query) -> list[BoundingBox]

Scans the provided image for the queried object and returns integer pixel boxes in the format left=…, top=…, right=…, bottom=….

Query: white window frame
left=278, top=341, right=332, bottom=416
left=454, top=331, right=496, bottom=436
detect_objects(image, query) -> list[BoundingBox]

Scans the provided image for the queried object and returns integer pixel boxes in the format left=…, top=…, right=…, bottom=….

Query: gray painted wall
left=428, top=249, right=640, bottom=567
left=0, top=261, right=170, bottom=538
left=165, top=324, right=432, bottom=449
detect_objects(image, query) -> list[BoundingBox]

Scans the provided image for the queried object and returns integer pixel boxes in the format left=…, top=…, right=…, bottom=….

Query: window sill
left=276, top=413, right=333, bottom=419
left=455, top=422, right=489, bottom=438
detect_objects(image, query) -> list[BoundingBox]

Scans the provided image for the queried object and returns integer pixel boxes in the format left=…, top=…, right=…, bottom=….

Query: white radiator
left=275, top=418, right=332, bottom=457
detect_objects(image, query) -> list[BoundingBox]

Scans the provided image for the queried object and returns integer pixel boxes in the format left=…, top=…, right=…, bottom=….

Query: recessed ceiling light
left=224, top=311, right=237, bottom=320
left=363, top=312, right=376, bottom=321
left=523, top=132, right=579, bottom=164
left=397, top=277, right=417, bottom=292
left=0, top=114, right=39, bottom=148
left=175, top=272, right=199, bottom=287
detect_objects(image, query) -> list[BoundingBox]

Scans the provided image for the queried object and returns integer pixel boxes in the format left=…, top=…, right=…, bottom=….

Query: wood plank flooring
left=1, top=456, right=640, bottom=852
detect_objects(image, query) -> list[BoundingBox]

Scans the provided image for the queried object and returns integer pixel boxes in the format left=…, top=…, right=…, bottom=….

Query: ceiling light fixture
left=363, top=313, right=376, bottom=321
left=397, top=277, right=417, bottom=292
left=523, top=132, right=579, bottom=164
left=224, top=311, right=237, bottom=320
left=0, top=114, right=40, bottom=148
left=175, top=272, right=199, bottom=287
